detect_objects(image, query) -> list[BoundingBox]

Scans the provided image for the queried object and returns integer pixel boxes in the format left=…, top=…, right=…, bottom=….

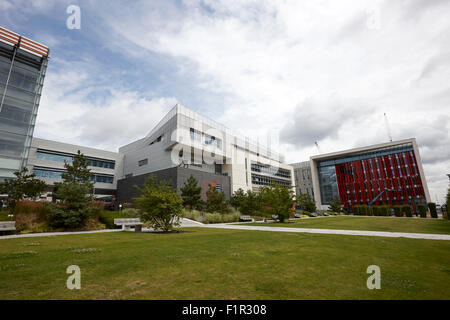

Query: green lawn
left=1, top=228, right=449, bottom=299
left=245, top=216, right=450, bottom=235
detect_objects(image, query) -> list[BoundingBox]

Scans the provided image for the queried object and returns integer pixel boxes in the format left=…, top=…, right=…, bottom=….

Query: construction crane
left=384, top=113, right=393, bottom=142
left=314, top=141, right=322, bottom=154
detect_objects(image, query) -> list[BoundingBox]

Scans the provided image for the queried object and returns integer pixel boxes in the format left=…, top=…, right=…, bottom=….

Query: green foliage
left=403, top=205, right=412, bottom=217
left=0, top=167, right=46, bottom=214
left=231, top=189, right=261, bottom=216
left=417, top=204, right=427, bottom=218
left=206, top=184, right=230, bottom=214
left=259, top=184, right=295, bottom=222
left=230, top=188, right=246, bottom=210
left=393, top=205, right=403, bottom=217
left=446, top=188, right=450, bottom=220
left=297, top=193, right=316, bottom=213
left=180, top=174, right=202, bottom=210
left=329, top=197, right=343, bottom=213
left=134, top=175, right=183, bottom=232
left=50, top=150, right=94, bottom=229
left=427, top=202, right=437, bottom=219
left=183, top=209, right=241, bottom=224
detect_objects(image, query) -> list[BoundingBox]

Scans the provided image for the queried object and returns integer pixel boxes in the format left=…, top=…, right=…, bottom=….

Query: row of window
left=189, top=128, right=223, bottom=149
left=251, top=174, right=292, bottom=187
left=36, top=151, right=116, bottom=169
left=33, top=168, right=114, bottom=184
left=251, top=162, right=291, bottom=179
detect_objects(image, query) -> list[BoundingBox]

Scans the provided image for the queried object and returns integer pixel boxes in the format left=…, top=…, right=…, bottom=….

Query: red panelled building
left=311, top=139, right=431, bottom=214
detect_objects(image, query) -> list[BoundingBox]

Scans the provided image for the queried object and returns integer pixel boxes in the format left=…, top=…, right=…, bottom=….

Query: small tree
left=134, top=175, right=183, bottom=232
left=403, top=205, right=412, bottom=217
left=393, top=205, right=403, bottom=217
left=180, top=174, right=202, bottom=210
left=206, top=184, right=229, bottom=214
left=446, top=187, right=450, bottom=220
left=297, top=193, right=316, bottom=213
left=47, top=151, right=94, bottom=229
left=427, top=202, right=437, bottom=219
left=259, top=184, right=295, bottom=223
left=329, top=196, right=343, bottom=213
left=230, top=188, right=246, bottom=210
left=240, top=190, right=261, bottom=216
left=0, top=167, right=46, bottom=214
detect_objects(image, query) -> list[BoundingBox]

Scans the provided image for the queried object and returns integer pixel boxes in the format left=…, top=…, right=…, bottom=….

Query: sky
left=1, top=0, right=449, bottom=203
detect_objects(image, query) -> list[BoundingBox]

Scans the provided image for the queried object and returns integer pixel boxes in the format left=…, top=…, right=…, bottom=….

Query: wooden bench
left=239, top=215, right=253, bottom=222
left=114, top=218, right=143, bottom=231
left=0, top=221, right=16, bottom=233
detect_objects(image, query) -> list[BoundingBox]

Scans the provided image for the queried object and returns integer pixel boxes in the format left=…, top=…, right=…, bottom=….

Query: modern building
left=116, top=104, right=294, bottom=203
left=311, top=138, right=431, bottom=213
left=26, top=137, right=123, bottom=201
left=291, top=161, right=314, bottom=198
left=20, top=104, right=294, bottom=204
left=0, top=26, right=49, bottom=180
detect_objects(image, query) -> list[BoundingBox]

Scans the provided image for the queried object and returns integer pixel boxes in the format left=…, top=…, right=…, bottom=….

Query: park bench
left=239, top=215, right=253, bottom=222
left=114, top=218, right=143, bottom=231
left=0, top=221, right=16, bottom=233
left=294, top=213, right=301, bottom=218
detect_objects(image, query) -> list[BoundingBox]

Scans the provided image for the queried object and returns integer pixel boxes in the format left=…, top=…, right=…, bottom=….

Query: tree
left=180, top=174, right=202, bottom=210
left=427, top=202, right=437, bottom=219
left=230, top=188, right=246, bottom=210
left=259, top=184, right=295, bottom=223
left=134, top=175, right=183, bottom=232
left=329, top=196, right=343, bottom=213
left=297, top=193, right=316, bottom=213
left=240, top=190, right=261, bottom=216
left=446, top=187, right=450, bottom=220
left=0, top=167, right=46, bottom=214
left=206, top=184, right=229, bottom=214
left=47, top=151, right=94, bottom=229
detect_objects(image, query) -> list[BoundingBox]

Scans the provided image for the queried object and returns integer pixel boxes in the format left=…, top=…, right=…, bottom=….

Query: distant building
left=290, top=161, right=314, bottom=198
left=0, top=26, right=49, bottom=180
left=311, top=138, right=431, bottom=214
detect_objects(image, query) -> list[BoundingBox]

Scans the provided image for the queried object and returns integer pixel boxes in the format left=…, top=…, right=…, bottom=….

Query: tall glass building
left=311, top=138, right=431, bottom=214
left=0, top=26, right=49, bottom=180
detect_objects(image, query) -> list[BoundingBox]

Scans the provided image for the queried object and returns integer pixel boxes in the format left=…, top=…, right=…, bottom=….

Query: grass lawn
left=1, top=228, right=450, bottom=299
left=245, top=216, right=450, bottom=235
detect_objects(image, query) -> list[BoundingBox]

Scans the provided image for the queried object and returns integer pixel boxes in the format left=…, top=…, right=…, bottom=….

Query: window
left=138, top=158, right=148, bottom=166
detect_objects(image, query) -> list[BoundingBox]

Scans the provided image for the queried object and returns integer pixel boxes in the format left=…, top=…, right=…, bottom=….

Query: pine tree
left=180, top=174, right=202, bottom=209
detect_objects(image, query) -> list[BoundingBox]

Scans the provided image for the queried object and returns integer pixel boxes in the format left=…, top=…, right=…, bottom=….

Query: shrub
left=417, top=204, right=427, bottom=218
left=206, top=184, right=230, bottom=214
left=297, top=193, right=316, bottom=213
left=120, top=208, right=140, bottom=217
left=46, top=203, right=94, bottom=229
left=13, top=200, right=49, bottom=229
left=403, top=205, right=412, bottom=217
left=393, top=205, right=403, bottom=217
left=427, top=202, right=437, bottom=219
left=353, top=205, right=360, bottom=215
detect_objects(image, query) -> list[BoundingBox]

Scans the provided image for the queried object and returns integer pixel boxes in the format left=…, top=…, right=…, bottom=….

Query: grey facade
left=117, top=167, right=231, bottom=204
left=291, top=161, right=314, bottom=198
left=0, top=27, right=49, bottom=179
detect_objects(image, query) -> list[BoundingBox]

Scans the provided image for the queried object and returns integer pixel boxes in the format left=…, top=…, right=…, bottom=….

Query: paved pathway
left=0, top=229, right=121, bottom=240
left=200, top=224, right=450, bottom=241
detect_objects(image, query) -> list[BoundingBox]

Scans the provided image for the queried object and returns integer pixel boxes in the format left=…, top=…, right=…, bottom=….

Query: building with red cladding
left=310, top=138, right=431, bottom=214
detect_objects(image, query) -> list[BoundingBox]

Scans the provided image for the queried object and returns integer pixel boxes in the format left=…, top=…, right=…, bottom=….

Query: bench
left=239, top=215, right=253, bottom=222
left=114, top=218, right=143, bottom=231
left=0, top=221, right=16, bottom=233
left=294, top=213, right=301, bottom=218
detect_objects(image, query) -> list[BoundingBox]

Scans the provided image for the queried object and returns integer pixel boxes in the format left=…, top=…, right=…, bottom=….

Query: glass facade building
left=0, top=27, right=49, bottom=179
left=313, top=140, right=429, bottom=214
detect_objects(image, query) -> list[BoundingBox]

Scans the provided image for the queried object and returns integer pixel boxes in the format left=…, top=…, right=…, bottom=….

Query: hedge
left=393, top=205, right=403, bottom=217
left=99, top=211, right=132, bottom=229
left=417, top=204, right=427, bottom=218
left=403, top=205, right=412, bottom=217
left=427, top=202, right=437, bottom=218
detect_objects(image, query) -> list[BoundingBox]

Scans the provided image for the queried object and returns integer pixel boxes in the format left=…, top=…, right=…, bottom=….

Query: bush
left=13, top=200, right=49, bottom=229
left=353, top=205, right=360, bottom=215
left=427, top=202, right=437, bottom=219
left=46, top=203, right=94, bottom=229
left=393, top=205, right=403, bottom=217
left=418, top=204, right=427, bottom=218
left=403, top=205, right=412, bottom=217
left=120, top=208, right=140, bottom=217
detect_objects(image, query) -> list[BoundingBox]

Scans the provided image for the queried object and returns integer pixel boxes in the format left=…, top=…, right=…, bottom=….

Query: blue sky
left=1, top=0, right=449, bottom=203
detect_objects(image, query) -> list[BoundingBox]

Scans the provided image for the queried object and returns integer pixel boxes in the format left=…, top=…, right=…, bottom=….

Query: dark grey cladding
left=117, top=167, right=231, bottom=204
